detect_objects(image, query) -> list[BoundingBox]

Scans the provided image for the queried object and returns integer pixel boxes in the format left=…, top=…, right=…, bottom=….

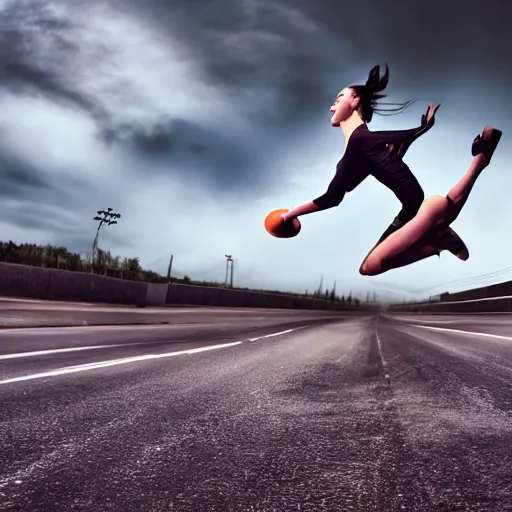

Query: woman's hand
left=422, top=103, right=441, bottom=127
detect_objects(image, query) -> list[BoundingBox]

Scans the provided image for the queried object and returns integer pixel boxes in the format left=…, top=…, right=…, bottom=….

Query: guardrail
left=0, top=262, right=362, bottom=311
left=389, top=295, right=512, bottom=313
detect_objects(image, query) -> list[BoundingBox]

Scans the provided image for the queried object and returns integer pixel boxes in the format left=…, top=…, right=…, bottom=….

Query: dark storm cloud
left=103, top=118, right=269, bottom=194
left=1, top=203, right=64, bottom=231
left=0, top=161, right=48, bottom=193
left=3, top=0, right=510, bottom=205
left=0, top=2, right=108, bottom=120
left=122, top=0, right=512, bottom=115
left=0, top=199, right=96, bottom=253
left=4, top=0, right=511, bottom=126
left=130, top=123, right=174, bottom=154
left=0, top=0, right=302, bottom=195
left=189, top=143, right=208, bottom=154
left=114, top=0, right=349, bottom=123
left=0, top=152, right=52, bottom=198
left=1, top=58, right=107, bottom=121
left=99, top=121, right=175, bottom=154
left=0, top=185, right=128, bottom=256
left=300, top=0, right=512, bottom=91
left=0, top=146, right=98, bottom=211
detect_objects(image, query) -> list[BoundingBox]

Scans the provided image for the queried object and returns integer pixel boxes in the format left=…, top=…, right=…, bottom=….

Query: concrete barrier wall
left=0, top=262, right=349, bottom=310
left=146, top=283, right=168, bottom=306
left=48, top=267, right=148, bottom=306
left=438, top=281, right=512, bottom=303
left=0, top=262, right=52, bottom=300
left=0, top=262, right=148, bottom=306
left=165, top=283, right=349, bottom=310
left=389, top=279, right=512, bottom=314
left=438, top=286, right=490, bottom=302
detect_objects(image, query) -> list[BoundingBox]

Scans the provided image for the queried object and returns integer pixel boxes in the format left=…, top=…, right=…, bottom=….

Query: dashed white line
left=0, top=343, right=140, bottom=360
left=0, top=327, right=299, bottom=385
left=248, top=328, right=294, bottom=341
left=0, top=341, right=242, bottom=385
left=390, top=317, right=458, bottom=325
left=1, top=327, right=297, bottom=362
left=375, top=332, right=389, bottom=380
left=382, top=314, right=461, bottom=325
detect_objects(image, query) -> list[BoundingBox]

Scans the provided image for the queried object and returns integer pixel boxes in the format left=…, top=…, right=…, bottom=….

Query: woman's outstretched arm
left=281, top=201, right=320, bottom=221
left=282, top=168, right=347, bottom=222
left=365, top=104, right=440, bottom=150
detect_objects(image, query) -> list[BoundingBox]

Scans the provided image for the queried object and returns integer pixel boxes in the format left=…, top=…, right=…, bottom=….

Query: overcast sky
left=0, top=0, right=511, bottom=301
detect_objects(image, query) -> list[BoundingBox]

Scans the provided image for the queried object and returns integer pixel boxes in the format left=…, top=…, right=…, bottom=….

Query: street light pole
left=91, top=207, right=121, bottom=273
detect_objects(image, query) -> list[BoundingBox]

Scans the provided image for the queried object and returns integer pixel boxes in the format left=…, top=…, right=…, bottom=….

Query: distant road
left=1, top=310, right=511, bottom=511
left=0, top=297, right=352, bottom=329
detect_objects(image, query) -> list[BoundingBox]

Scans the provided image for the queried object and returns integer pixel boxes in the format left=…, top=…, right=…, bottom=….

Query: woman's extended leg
left=359, top=206, right=470, bottom=274
left=360, top=125, right=502, bottom=276
left=372, top=232, right=440, bottom=271
left=363, top=225, right=469, bottom=274
left=359, top=196, right=449, bottom=275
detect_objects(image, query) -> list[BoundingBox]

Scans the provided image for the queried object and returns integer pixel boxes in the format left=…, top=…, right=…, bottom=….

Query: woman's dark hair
left=350, top=64, right=415, bottom=123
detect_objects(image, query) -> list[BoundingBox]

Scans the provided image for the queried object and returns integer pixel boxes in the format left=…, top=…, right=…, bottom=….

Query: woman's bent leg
left=359, top=125, right=501, bottom=276
left=360, top=196, right=448, bottom=275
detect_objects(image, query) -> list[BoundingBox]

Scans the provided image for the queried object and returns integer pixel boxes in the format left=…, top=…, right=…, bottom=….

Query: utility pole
left=224, top=254, right=234, bottom=287
left=166, top=254, right=173, bottom=283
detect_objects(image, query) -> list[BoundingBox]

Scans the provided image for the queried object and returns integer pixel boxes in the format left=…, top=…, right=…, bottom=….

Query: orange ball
left=264, top=209, right=301, bottom=238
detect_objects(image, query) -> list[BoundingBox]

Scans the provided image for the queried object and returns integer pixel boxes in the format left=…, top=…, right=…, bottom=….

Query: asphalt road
left=1, top=310, right=511, bottom=511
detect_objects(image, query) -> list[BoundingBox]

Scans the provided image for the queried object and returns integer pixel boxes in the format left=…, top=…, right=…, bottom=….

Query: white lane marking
left=248, top=329, right=294, bottom=341
left=375, top=332, right=389, bottom=379
left=0, top=326, right=303, bottom=363
left=2, top=326, right=302, bottom=359
left=408, top=324, right=512, bottom=342
left=334, top=339, right=359, bottom=363
left=391, top=317, right=459, bottom=324
left=382, top=314, right=461, bottom=325
left=0, top=341, right=242, bottom=385
left=0, top=343, right=145, bottom=360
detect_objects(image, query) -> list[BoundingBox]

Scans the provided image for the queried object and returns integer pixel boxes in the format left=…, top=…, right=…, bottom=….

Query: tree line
left=0, top=240, right=361, bottom=305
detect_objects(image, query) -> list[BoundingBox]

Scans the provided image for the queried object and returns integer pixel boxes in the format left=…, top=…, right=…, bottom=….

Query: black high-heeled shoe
left=471, top=125, right=502, bottom=159
left=435, top=227, right=469, bottom=261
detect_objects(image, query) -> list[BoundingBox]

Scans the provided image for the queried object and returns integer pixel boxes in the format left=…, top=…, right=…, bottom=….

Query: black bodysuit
left=313, top=122, right=432, bottom=245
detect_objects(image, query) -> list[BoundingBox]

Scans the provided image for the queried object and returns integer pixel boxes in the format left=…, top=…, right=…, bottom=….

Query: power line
left=374, top=264, right=512, bottom=300
left=421, top=264, right=512, bottom=294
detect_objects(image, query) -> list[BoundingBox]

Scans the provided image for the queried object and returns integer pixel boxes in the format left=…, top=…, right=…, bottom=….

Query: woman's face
left=330, top=87, right=359, bottom=127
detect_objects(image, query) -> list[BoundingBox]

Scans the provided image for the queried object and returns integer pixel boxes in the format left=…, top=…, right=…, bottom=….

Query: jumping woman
left=279, top=64, right=498, bottom=273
